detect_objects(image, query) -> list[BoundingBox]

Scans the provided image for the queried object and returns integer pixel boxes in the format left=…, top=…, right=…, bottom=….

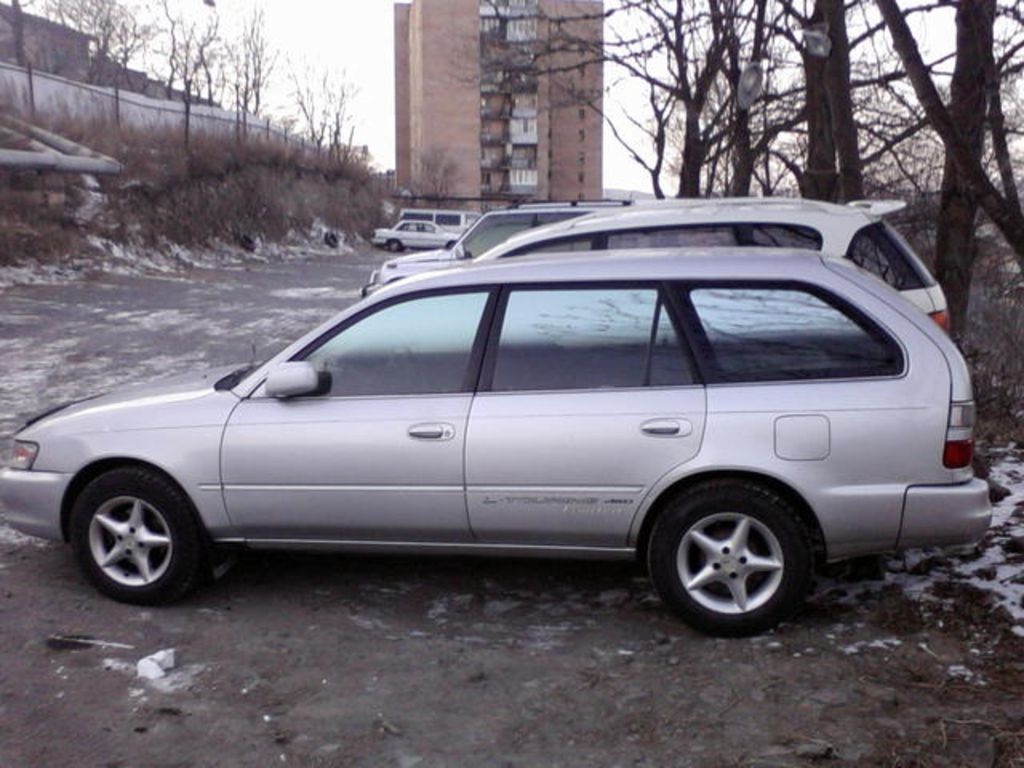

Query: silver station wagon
left=0, top=249, right=991, bottom=636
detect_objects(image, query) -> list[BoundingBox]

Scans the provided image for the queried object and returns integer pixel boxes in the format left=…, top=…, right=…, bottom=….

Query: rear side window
left=686, top=286, right=902, bottom=382
left=746, top=224, right=822, bottom=249
left=846, top=224, right=926, bottom=290
left=400, top=212, right=432, bottom=222
left=489, top=287, right=695, bottom=391
left=436, top=213, right=461, bottom=227
left=520, top=235, right=596, bottom=254
left=608, top=226, right=737, bottom=249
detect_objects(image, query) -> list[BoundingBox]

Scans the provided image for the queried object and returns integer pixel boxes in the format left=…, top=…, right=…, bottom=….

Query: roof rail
left=508, top=199, right=634, bottom=210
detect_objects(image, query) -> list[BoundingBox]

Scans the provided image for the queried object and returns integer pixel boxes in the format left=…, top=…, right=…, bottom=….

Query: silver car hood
left=19, top=364, right=243, bottom=436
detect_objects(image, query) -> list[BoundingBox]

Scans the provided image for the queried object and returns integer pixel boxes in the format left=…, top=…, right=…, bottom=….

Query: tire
left=647, top=480, right=812, bottom=637
left=386, top=239, right=403, bottom=252
left=70, top=467, right=208, bottom=605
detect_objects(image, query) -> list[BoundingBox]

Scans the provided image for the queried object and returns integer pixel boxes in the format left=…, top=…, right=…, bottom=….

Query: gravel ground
left=1, top=246, right=1023, bottom=768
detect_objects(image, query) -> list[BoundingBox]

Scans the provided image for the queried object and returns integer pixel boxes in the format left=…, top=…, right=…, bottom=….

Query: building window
left=579, top=107, right=585, bottom=120
left=508, top=18, right=537, bottom=41
left=577, top=150, right=585, bottom=166
left=511, top=168, right=538, bottom=188
left=578, top=171, right=585, bottom=184
left=578, top=128, right=585, bottom=142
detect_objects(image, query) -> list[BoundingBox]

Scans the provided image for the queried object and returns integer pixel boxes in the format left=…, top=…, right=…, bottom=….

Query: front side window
left=687, top=286, right=902, bottom=383
left=302, top=292, right=490, bottom=397
left=436, top=214, right=461, bottom=227
left=490, top=287, right=694, bottom=391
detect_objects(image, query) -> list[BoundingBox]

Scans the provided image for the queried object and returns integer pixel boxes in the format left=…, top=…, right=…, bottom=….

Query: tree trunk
left=821, top=0, right=863, bottom=201
left=801, top=47, right=838, bottom=201
left=933, top=1, right=992, bottom=334
left=677, top=105, right=705, bottom=198
left=730, top=107, right=754, bottom=197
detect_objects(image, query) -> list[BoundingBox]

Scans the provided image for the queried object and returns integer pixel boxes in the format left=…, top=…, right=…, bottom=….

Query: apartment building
left=395, top=0, right=603, bottom=202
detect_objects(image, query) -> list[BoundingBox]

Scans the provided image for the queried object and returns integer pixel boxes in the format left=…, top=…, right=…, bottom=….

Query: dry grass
left=2, top=109, right=385, bottom=259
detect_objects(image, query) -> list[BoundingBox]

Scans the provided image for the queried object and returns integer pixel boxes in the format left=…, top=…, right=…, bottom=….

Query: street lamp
left=737, top=61, right=764, bottom=111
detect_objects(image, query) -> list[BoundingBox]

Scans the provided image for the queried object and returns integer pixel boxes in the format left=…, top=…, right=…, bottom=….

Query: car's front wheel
left=70, top=467, right=207, bottom=605
left=647, top=480, right=812, bottom=637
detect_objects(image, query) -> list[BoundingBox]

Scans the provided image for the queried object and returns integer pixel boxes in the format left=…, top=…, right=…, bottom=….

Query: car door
left=220, top=289, right=494, bottom=542
left=395, top=222, right=418, bottom=248
left=464, top=283, right=706, bottom=548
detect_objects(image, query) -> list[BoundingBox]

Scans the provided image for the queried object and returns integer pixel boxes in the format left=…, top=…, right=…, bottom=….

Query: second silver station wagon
left=0, top=249, right=991, bottom=636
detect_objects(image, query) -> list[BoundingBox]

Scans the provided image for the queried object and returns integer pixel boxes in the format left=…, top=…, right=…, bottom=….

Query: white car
left=476, top=198, right=950, bottom=329
left=371, top=221, right=458, bottom=252
left=362, top=201, right=635, bottom=296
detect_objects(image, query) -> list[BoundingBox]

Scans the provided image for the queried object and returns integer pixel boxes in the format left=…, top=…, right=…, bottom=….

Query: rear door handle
left=640, top=419, right=693, bottom=437
left=408, top=423, right=455, bottom=441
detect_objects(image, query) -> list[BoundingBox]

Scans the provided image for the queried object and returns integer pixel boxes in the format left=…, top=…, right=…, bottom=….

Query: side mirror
left=453, top=244, right=469, bottom=260
left=265, top=362, right=329, bottom=398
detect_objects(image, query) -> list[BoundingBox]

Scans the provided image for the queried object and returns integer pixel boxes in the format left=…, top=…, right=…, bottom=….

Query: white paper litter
left=136, top=648, right=176, bottom=680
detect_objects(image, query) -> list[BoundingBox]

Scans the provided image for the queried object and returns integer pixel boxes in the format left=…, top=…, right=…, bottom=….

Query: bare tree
left=229, top=6, right=277, bottom=121
left=42, top=0, right=153, bottom=86
left=876, top=0, right=1024, bottom=329
left=158, top=0, right=222, bottom=146
left=291, top=64, right=357, bottom=159
left=416, top=146, right=459, bottom=199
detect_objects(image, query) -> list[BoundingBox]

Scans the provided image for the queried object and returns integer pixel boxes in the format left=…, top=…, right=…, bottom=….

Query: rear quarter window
left=685, top=285, right=903, bottom=383
left=845, top=223, right=927, bottom=290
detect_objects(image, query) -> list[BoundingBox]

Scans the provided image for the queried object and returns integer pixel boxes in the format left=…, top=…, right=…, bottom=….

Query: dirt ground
left=1, top=540, right=1023, bottom=768
left=1, top=246, right=1023, bottom=767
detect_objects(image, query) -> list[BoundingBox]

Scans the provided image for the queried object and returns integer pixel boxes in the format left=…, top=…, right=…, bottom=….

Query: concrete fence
left=0, top=60, right=301, bottom=146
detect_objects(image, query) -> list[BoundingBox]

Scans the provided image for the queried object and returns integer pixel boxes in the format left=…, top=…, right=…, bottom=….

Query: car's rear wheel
left=647, top=480, right=812, bottom=637
left=70, top=467, right=207, bottom=605
left=386, top=239, right=403, bottom=252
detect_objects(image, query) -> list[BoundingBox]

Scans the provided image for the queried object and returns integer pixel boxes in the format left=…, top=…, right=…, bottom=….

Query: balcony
left=480, top=106, right=511, bottom=120
left=481, top=130, right=509, bottom=145
left=509, top=128, right=538, bottom=144
left=508, top=156, right=536, bottom=170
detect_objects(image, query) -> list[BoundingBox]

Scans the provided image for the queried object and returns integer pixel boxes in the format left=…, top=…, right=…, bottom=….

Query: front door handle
left=640, top=419, right=693, bottom=437
left=408, top=423, right=456, bottom=441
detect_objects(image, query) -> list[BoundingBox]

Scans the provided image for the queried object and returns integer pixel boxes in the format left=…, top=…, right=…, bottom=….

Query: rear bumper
left=0, top=467, right=69, bottom=542
left=898, top=479, right=992, bottom=549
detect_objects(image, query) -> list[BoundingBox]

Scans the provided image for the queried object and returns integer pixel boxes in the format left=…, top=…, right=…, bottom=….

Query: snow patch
left=890, top=449, right=1024, bottom=630
left=840, top=638, right=903, bottom=655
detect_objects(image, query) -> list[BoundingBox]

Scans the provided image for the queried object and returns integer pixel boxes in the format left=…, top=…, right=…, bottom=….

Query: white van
left=397, top=208, right=480, bottom=234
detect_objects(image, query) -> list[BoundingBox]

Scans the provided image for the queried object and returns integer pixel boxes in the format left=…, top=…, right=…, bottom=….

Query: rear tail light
left=943, top=400, right=975, bottom=469
left=943, top=439, right=973, bottom=469
left=928, top=310, right=950, bottom=332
